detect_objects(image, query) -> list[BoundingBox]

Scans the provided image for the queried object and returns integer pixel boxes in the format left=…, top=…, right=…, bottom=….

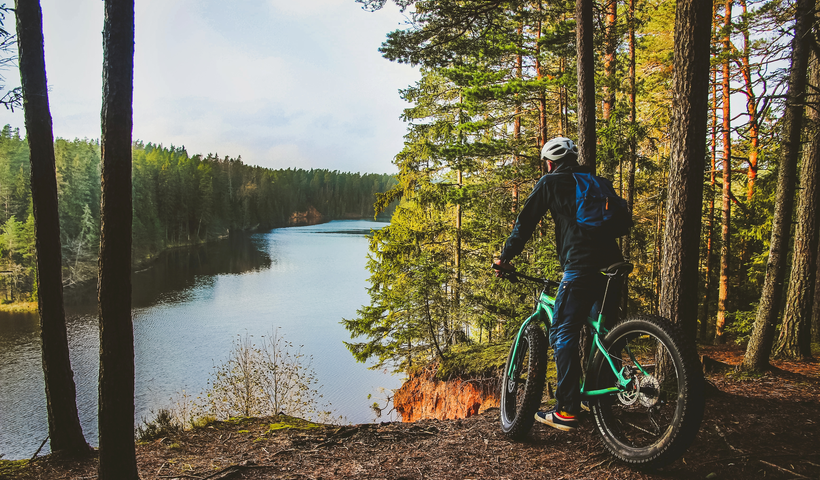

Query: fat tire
left=499, top=324, right=548, bottom=440
left=590, top=315, right=704, bottom=469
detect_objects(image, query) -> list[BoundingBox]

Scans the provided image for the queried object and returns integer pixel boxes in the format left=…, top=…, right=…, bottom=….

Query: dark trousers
left=549, top=270, right=620, bottom=415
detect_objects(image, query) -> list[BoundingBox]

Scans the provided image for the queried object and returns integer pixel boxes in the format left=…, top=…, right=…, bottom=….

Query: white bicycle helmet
left=541, top=136, right=578, bottom=162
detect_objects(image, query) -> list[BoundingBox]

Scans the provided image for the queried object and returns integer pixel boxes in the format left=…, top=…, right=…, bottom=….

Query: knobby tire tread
left=592, top=314, right=704, bottom=469
left=500, top=325, right=548, bottom=440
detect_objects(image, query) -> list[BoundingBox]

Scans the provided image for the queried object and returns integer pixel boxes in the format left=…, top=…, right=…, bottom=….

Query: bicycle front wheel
left=589, top=315, right=704, bottom=468
left=500, top=323, right=547, bottom=440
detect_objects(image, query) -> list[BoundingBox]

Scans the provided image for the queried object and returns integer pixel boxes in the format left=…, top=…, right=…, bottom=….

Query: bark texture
left=622, top=0, right=637, bottom=314
left=97, top=0, right=138, bottom=478
left=602, top=0, right=617, bottom=121
left=576, top=0, right=596, bottom=172
left=738, top=0, right=759, bottom=200
left=774, top=51, right=820, bottom=360
left=715, top=0, right=732, bottom=344
left=741, top=0, right=812, bottom=371
left=15, top=0, right=91, bottom=457
left=658, top=0, right=714, bottom=343
left=700, top=66, right=718, bottom=341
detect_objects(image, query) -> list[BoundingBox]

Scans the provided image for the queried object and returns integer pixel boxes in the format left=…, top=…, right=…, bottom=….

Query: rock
left=394, top=368, right=499, bottom=422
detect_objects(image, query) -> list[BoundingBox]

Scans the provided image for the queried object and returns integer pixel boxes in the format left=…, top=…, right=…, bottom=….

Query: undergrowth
left=136, top=408, right=181, bottom=442
left=434, top=342, right=510, bottom=380
left=0, top=458, right=28, bottom=477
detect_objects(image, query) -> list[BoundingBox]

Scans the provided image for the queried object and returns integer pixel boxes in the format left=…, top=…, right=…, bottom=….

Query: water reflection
left=63, top=235, right=272, bottom=314
left=0, top=221, right=396, bottom=460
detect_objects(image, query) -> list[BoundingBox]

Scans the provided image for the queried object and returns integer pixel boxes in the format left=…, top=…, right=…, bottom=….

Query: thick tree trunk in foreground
left=658, top=0, right=714, bottom=343
left=814, top=239, right=820, bottom=344
left=576, top=0, right=596, bottom=172
left=15, top=0, right=91, bottom=457
left=741, top=0, right=811, bottom=371
left=97, top=0, right=138, bottom=478
left=775, top=51, right=820, bottom=360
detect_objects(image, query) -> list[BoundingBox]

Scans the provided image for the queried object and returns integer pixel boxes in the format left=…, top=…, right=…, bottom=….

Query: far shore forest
left=0, top=129, right=396, bottom=304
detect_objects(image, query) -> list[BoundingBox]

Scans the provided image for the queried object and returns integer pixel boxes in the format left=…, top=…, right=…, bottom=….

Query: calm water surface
left=0, top=220, right=399, bottom=460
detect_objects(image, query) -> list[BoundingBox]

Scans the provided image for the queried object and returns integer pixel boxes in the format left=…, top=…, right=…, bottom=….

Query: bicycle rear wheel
left=500, top=324, right=547, bottom=440
left=589, top=315, right=704, bottom=468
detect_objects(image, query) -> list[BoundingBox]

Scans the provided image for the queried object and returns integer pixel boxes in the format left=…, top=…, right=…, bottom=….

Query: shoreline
left=0, top=217, right=388, bottom=315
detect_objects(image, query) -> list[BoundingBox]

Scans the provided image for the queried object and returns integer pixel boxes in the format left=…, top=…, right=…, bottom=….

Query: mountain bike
left=494, top=262, right=704, bottom=468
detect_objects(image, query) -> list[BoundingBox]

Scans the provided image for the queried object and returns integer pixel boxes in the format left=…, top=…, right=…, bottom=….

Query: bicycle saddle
left=601, top=261, right=633, bottom=276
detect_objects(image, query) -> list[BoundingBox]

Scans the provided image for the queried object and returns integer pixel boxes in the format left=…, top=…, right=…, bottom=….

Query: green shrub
left=136, top=408, right=181, bottom=442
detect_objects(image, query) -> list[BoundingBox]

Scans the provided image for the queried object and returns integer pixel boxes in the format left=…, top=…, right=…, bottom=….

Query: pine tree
left=742, top=0, right=812, bottom=372
left=14, top=0, right=91, bottom=457
left=97, top=0, right=140, bottom=477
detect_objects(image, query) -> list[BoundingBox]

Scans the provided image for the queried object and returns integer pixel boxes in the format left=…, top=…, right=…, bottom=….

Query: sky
left=0, top=0, right=420, bottom=174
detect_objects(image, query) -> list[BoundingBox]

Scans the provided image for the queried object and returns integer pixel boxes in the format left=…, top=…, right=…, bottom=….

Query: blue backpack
left=572, top=173, right=633, bottom=238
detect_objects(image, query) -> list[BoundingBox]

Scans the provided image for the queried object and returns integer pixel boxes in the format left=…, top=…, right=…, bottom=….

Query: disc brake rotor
left=617, top=366, right=640, bottom=405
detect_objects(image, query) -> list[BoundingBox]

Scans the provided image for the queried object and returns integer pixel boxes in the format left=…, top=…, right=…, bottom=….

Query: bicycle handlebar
left=492, top=263, right=560, bottom=289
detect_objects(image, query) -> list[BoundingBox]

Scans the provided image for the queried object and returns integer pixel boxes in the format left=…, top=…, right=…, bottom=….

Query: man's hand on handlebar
left=493, top=258, right=515, bottom=277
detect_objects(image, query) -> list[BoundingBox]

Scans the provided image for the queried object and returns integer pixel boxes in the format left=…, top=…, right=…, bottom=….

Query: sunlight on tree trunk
left=15, top=0, right=91, bottom=457
left=741, top=0, right=812, bottom=372
left=97, top=0, right=138, bottom=478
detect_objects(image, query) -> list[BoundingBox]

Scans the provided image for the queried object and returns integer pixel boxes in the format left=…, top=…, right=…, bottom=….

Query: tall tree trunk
left=15, top=0, right=91, bottom=457
left=622, top=0, right=637, bottom=314
left=602, top=0, right=618, bottom=122
left=714, top=0, right=732, bottom=344
left=741, top=0, right=812, bottom=371
left=576, top=0, right=596, bottom=172
left=536, top=1, right=547, bottom=151
left=814, top=237, right=820, bottom=344
left=559, top=56, right=567, bottom=136
left=513, top=27, right=522, bottom=212
left=700, top=66, right=719, bottom=341
left=774, top=51, right=820, bottom=360
left=659, top=0, right=714, bottom=343
left=737, top=0, right=759, bottom=200
left=98, top=0, right=139, bottom=478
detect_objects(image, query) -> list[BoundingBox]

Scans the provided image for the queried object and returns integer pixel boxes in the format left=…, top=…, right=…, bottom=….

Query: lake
left=0, top=220, right=400, bottom=460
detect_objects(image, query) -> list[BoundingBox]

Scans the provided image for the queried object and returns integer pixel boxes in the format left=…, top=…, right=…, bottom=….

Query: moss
left=167, top=442, right=181, bottom=450
left=191, top=415, right=217, bottom=429
left=0, top=302, right=37, bottom=313
left=726, top=369, right=765, bottom=381
left=237, top=430, right=250, bottom=434
left=435, top=342, right=511, bottom=380
left=225, top=416, right=254, bottom=425
left=0, top=459, right=29, bottom=476
left=266, top=415, right=322, bottom=433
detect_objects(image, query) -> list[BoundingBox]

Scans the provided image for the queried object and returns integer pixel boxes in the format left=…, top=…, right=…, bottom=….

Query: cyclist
left=494, top=136, right=625, bottom=432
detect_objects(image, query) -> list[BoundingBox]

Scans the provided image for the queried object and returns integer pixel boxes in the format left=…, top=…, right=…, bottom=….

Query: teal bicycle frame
left=506, top=282, right=643, bottom=398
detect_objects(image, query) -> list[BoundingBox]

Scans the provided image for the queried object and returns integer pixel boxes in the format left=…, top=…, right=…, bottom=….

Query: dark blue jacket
left=500, top=164, right=624, bottom=271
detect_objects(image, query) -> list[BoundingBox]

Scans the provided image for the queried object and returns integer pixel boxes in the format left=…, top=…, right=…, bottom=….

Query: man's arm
left=500, top=175, right=551, bottom=262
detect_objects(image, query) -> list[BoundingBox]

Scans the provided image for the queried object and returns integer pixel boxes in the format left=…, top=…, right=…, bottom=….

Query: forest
left=343, top=0, right=820, bottom=373
left=0, top=127, right=396, bottom=303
